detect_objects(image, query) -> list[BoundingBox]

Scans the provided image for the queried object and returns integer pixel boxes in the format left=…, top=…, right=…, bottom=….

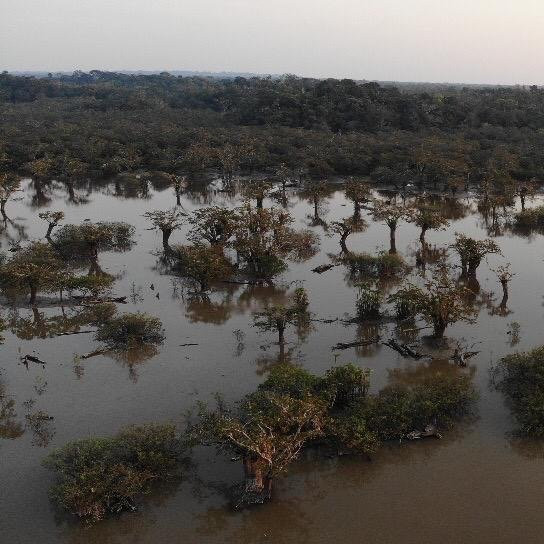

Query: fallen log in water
left=55, top=329, right=96, bottom=337
left=405, top=424, right=442, bottom=440
left=80, top=349, right=108, bottom=360
left=312, top=263, right=335, bottom=274
left=71, top=295, right=127, bottom=304
left=21, top=354, right=47, bottom=365
left=382, top=339, right=423, bottom=359
left=331, top=337, right=380, bottom=350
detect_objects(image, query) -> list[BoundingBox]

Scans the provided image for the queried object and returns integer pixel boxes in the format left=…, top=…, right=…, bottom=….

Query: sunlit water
left=2, top=177, right=544, bottom=543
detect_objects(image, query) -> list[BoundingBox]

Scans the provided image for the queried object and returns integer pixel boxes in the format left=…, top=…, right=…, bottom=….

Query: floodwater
left=2, top=177, right=544, bottom=543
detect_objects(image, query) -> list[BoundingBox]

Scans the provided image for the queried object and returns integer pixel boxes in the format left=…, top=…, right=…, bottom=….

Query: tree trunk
left=419, top=225, right=428, bottom=243
left=277, top=322, right=285, bottom=344
left=256, top=197, right=263, bottom=209
left=242, top=457, right=272, bottom=504
left=520, top=194, right=526, bottom=211
left=433, top=319, right=447, bottom=338
left=460, top=257, right=468, bottom=277
left=0, top=199, right=6, bottom=219
left=46, top=223, right=55, bottom=239
left=29, top=285, right=38, bottom=306
left=162, top=228, right=173, bottom=249
left=340, top=233, right=349, bottom=254
left=500, top=279, right=509, bottom=307
left=389, top=226, right=397, bottom=254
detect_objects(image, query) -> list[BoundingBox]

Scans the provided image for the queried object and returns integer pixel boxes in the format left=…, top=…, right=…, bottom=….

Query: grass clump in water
left=513, top=205, right=544, bottom=229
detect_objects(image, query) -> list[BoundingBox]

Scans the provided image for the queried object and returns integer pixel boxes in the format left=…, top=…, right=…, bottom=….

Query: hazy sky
left=1, top=0, right=543, bottom=84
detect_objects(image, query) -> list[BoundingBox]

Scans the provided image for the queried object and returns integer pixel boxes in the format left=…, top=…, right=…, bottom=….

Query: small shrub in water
left=96, top=312, right=165, bottom=350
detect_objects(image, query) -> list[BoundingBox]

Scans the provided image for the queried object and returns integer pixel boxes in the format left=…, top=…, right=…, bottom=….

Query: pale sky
left=1, top=0, right=543, bottom=84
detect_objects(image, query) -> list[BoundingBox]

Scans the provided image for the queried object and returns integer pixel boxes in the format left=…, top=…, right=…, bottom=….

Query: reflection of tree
left=194, top=498, right=312, bottom=543
left=7, top=304, right=115, bottom=341
left=106, top=345, right=159, bottom=383
left=254, top=344, right=305, bottom=376
left=387, top=357, right=476, bottom=387
left=354, top=321, right=383, bottom=357
left=0, top=378, right=24, bottom=440
left=185, top=294, right=233, bottom=325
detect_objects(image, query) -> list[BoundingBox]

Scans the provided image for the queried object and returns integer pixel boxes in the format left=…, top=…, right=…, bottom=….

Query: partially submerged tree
left=52, top=221, right=134, bottom=274
left=344, top=178, right=371, bottom=216
left=187, top=206, right=237, bottom=246
left=172, top=243, right=234, bottom=291
left=0, top=173, right=21, bottom=219
left=143, top=208, right=186, bottom=250
left=329, top=217, right=366, bottom=254
left=0, top=242, right=68, bottom=304
left=450, top=234, right=501, bottom=277
left=38, top=210, right=65, bottom=239
left=242, top=180, right=274, bottom=209
left=231, top=205, right=319, bottom=282
left=413, top=203, right=450, bottom=243
left=390, top=267, right=475, bottom=338
left=193, top=390, right=327, bottom=505
left=300, top=180, right=330, bottom=220
left=491, top=263, right=514, bottom=308
left=371, top=200, right=415, bottom=254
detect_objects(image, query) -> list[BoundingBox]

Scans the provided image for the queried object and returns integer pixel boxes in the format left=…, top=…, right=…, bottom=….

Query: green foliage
left=494, top=346, right=544, bottom=437
left=43, top=424, right=186, bottom=523
left=172, top=243, right=234, bottom=290
left=65, top=274, right=115, bottom=298
left=343, top=252, right=407, bottom=278
left=0, top=241, right=70, bottom=303
left=260, top=364, right=319, bottom=399
left=52, top=222, right=135, bottom=260
left=320, top=364, right=371, bottom=408
left=355, top=283, right=383, bottom=319
left=95, top=312, right=165, bottom=350
left=514, top=206, right=544, bottom=229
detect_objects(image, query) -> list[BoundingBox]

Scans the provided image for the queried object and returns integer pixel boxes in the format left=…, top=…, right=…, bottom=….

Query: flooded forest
left=2, top=73, right=544, bottom=543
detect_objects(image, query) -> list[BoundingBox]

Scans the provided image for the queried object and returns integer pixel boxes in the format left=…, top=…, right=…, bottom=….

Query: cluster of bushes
left=342, top=252, right=408, bottom=278
left=44, top=424, right=187, bottom=523
left=493, top=347, right=544, bottom=437
left=44, top=362, right=475, bottom=521
left=513, top=205, right=544, bottom=230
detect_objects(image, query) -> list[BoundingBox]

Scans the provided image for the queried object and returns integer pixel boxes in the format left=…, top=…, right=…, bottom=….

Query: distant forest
left=1, top=70, right=543, bottom=191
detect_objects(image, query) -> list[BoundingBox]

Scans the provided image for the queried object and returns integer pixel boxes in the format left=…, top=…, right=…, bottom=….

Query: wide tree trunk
left=29, top=285, right=38, bottom=305
left=241, top=457, right=272, bottom=505
left=162, top=228, right=173, bottom=249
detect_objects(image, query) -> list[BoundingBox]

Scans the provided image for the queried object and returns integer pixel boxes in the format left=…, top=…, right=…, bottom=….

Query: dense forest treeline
left=1, top=71, right=544, bottom=186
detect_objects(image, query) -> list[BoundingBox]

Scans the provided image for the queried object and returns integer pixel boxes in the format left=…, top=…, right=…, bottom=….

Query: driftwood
left=21, top=354, right=47, bottom=365
left=405, top=424, right=442, bottom=440
left=382, top=339, right=423, bottom=359
left=312, top=263, right=335, bottom=274
left=179, top=343, right=199, bottom=347
left=80, top=349, right=107, bottom=360
left=71, top=295, right=127, bottom=304
left=331, top=337, right=380, bottom=351
left=55, top=329, right=96, bottom=337
left=452, top=349, right=480, bottom=367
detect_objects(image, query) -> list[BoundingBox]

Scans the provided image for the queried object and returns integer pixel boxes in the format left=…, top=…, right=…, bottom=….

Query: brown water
left=2, top=178, right=544, bottom=544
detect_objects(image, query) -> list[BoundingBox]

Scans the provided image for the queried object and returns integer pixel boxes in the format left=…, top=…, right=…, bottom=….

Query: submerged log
left=382, top=339, right=423, bottom=359
left=71, top=295, right=127, bottom=304
left=21, top=354, right=47, bottom=365
left=331, top=337, right=380, bottom=351
left=312, top=263, right=335, bottom=274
